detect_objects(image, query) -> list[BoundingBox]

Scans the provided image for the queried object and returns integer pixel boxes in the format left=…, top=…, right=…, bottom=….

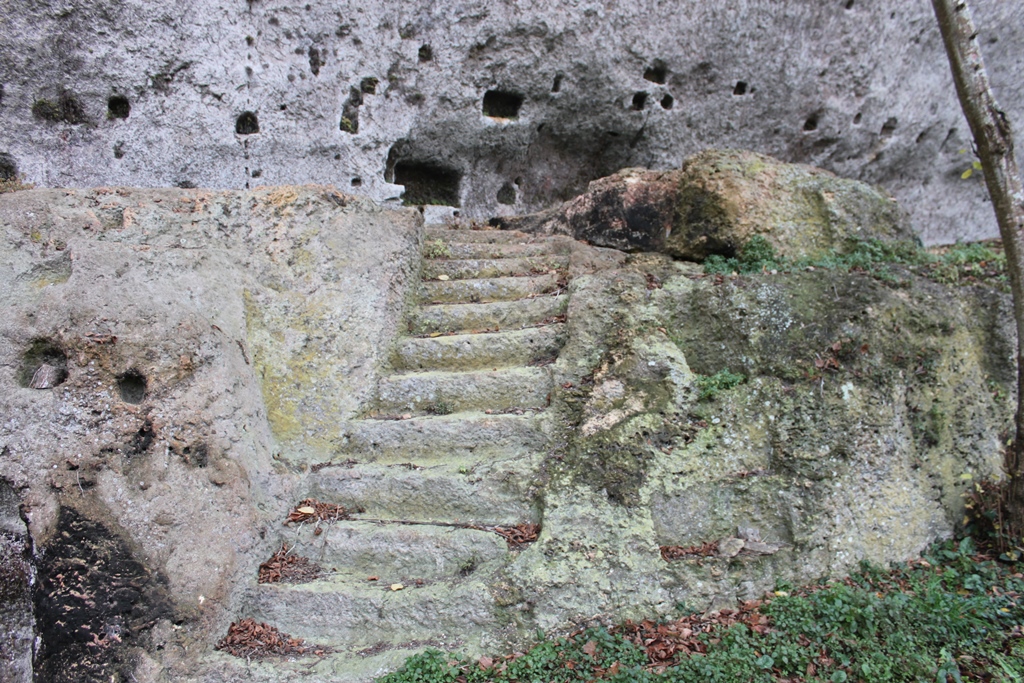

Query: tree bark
left=931, top=0, right=1024, bottom=539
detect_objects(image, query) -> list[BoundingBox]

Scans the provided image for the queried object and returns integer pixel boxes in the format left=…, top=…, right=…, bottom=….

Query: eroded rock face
left=506, top=256, right=1012, bottom=631
left=0, top=1, right=1021, bottom=244
left=499, top=151, right=913, bottom=260
left=0, top=187, right=420, bottom=681
left=0, top=187, right=1015, bottom=681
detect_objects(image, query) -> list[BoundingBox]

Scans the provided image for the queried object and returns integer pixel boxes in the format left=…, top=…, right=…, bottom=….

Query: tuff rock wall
left=0, top=0, right=1022, bottom=244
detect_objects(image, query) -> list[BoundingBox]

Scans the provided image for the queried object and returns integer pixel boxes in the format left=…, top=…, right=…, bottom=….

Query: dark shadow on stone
left=0, top=152, right=18, bottom=180
left=33, top=507, right=171, bottom=683
left=643, top=60, right=668, bottom=84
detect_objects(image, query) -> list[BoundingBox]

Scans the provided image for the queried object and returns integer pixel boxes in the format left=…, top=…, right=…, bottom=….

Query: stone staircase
left=233, top=225, right=571, bottom=680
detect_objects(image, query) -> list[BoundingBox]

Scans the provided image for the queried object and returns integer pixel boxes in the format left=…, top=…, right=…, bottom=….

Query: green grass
left=703, top=236, right=1008, bottom=291
left=377, top=538, right=1024, bottom=683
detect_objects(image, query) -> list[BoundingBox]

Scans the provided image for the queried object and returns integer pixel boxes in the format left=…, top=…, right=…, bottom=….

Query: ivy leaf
left=961, top=168, right=974, bottom=180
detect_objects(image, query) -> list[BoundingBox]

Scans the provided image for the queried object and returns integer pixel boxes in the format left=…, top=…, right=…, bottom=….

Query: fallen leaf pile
left=488, top=522, right=540, bottom=548
left=660, top=541, right=719, bottom=561
left=258, top=545, right=324, bottom=584
left=215, top=618, right=329, bottom=659
left=617, top=600, right=770, bottom=670
left=284, top=498, right=355, bottom=525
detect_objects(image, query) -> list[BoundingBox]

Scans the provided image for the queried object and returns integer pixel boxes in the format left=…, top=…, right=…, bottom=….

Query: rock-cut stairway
left=238, top=225, right=571, bottom=679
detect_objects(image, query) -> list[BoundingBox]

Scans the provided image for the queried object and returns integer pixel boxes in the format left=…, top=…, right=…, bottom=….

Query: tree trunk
left=931, top=0, right=1024, bottom=539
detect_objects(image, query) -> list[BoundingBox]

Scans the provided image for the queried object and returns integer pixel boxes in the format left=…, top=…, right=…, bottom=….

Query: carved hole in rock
left=733, top=81, right=748, bottom=96
left=418, top=44, right=433, bottom=62
left=176, top=179, right=197, bottom=189
left=361, top=76, right=379, bottom=94
left=394, top=160, right=461, bottom=207
left=18, top=339, right=68, bottom=389
left=107, top=95, right=130, bottom=119
left=0, top=152, right=17, bottom=180
left=117, top=369, right=147, bottom=404
left=853, top=112, right=862, bottom=125
left=632, top=92, right=648, bottom=111
left=496, top=182, right=516, bottom=205
left=643, top=60, right=667, bottom=84
left=881, top=116, right=898, bottom=137
left=551, top=74, right=563, bottom=92
left=660, top=93, right=674, bottom=110
left=482, top=90, right=524, bottom=119
left=113, top=141, right=125, bottom=158
left=845, top=0, right=855, bottom=8
left=308, top=46, right=322, bottom=76
left=340, top=107, right=359, bottom=134
left=351, top=177, right=362, bottom=187
left=245, top=35, right=255, bottom=46
left=235, top=111, right=259, bottom=135
left=803, top=112, right=820, bottom=132
left=32, top=90, right=87, bottom=124
left=250, top=169, right=262, bottom=178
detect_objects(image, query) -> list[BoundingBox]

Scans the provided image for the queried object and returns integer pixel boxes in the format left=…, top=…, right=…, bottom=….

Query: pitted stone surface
left=0, top=0, right=1022, bottom=243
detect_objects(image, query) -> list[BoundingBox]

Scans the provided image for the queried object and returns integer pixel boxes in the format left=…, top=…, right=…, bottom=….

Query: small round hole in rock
left=845, top=0, right=855, bottom=8
left=881, top=116, right=898, bottom=137
left=235, top=111, right=260, bottom=135
left=660, top=94, right=674, bottom=109
left=19, top=339, right=68, bottom=389
left=632, top=92, right=648, bottom=111
left=803, top=113, right=819, bottom=132
left=733, top=81, right=748, bottom=96
left=107, top=95, right=130, bottom=119
left=482, top=90, right=524, bottom=119
left=351, top=177, right=362, bottom=187
left=853, top=112, right=862, bottom=125
left=418, top=44, right=433, bottom=62
left=551, top=74, right=563, bottom=92
left=117, top=370, right=147, bottom=404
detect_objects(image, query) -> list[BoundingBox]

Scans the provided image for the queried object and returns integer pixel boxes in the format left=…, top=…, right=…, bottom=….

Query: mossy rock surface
left=667, top=149, right=913, bottom=260
left=503, top=150, right=913, bottom=262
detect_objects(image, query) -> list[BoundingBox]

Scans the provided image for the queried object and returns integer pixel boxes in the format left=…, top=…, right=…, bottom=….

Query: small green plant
left=424, top=238, right=451, bottom=259
left=340, top=116, right=356, bottom=133
left=426, top=400, right=454, bottom=416
left=694, top=369, right=746, bottom=401
left=703, top=235, right=782, bottom=275
left=704, top=235, right=1008, bottom=291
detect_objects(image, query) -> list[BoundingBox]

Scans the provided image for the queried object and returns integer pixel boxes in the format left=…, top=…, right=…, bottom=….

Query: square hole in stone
left=482, top=90, right=524, bottom=118
left=394, top=161, right=461, bottom=206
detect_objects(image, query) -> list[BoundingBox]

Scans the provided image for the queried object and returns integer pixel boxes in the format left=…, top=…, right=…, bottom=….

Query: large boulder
left=668, top=149, right=913, bottom=259
left=502, top=150, right=914, bottom=260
